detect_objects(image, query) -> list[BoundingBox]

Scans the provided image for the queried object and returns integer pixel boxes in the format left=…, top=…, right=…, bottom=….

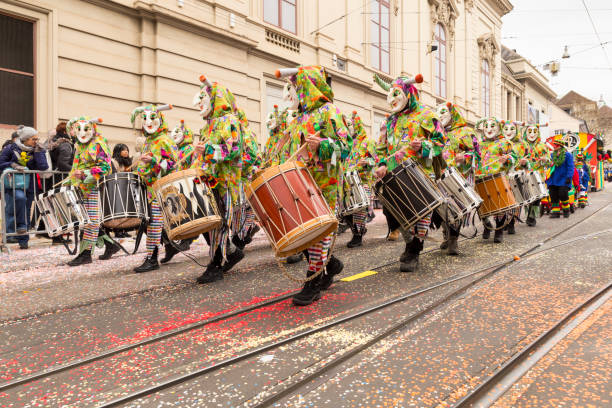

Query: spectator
left=112, top=143, right=132, bottom=172
left=0, top=126, right=49, bottom=249
left=48, top=122, right=75, bottom=174
left=2, top=132, right=18, bottom=150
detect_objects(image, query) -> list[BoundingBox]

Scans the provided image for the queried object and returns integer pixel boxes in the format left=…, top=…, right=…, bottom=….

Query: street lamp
left=562, top=45, right=570, bottom=59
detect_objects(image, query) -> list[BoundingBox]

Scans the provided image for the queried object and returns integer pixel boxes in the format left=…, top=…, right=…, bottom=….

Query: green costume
left=441, top=103, right=477, bottom=177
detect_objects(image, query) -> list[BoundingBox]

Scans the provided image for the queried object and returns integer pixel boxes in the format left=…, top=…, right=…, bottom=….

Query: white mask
left=142, top=110, right=161, bottom=135
left=436, top=104, right=452, bottom=128
left=526, top=126, right=539, bottom=143
left=387, top=87, right=408, bottom=113
left=502, top=123, right=518, bottom=141
left=266, top=112, right=278, bottom=131
left=283, top=82, right=299, bottom=110
left=171, top=126, right=184, bottom=144
left=193, top=88, right=213, bottom=118
left=346, top=118, right=355, bottom=136
left=483, top=118, right=500, bottom=140
left=76, top=121, right=94, bottom=144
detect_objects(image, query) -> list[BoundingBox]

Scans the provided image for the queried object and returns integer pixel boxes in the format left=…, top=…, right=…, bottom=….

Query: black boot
left=494, top=227, right=504, bottom=243
left=222, top=247, right=245, bottom=272
left=563, top=209, right=570, bottom=218
left=232, top=235, right=246, bottom=251
left=243, top=224, right=260, bottom=246
left=160, top=242, right=180, bottom=264
left=197, top=262, right=223, bottom=283
left=526, top=217, right=537, bottom=227
left=447, top=236, right=459, bottom=256
left=482, top=227, right=491, bottom=240
left=99, top=241, right=120, bottom=260
left=319, top=255, right=344, bottom=290
left=570, top=204, right=575, bottom=214
left=285, top=253, right=304, bottom=264
left=400, top=237, right=422, bottom=272
left=68, top=249, right=92, bottom=266
left=337, top=222, right=349, bottom=235
left=292, top=272, right=322, bottom=306
left=506, top=219, right=516, bottom=235
left=134, top=247, right=159, bottom=273
left=347, top=233, right=363, bottom=248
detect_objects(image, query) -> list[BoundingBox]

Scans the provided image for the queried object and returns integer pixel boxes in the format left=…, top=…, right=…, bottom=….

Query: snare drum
left=246, top=161, right=338, bottom=258
left=99, top=172, right=148, bottom=230
left=375, top=159, right=444, bottom=231
left=341, top=170, right=369, bottom=216
left=436, top=167, right=483, bottom=224
left=36, top=186, right=90, bottom=237
left=474, top=173, right=518, bottom=217
left=508, top=171, right=532, bottom=206
left=528, top=171, right=548, bottom=200
left=153, top=168, right=222, bottom=241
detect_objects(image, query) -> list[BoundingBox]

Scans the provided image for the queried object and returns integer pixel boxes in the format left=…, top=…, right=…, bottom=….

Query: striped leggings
left=146, top=199, right=163, bottom=256
left=307, top=234, right=333, bottom=274
left=82, top=190, right=100, bottom=252
left=351, top=184, right=372, bottom=235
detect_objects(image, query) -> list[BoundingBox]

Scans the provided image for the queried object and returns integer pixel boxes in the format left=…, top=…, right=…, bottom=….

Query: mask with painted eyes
left=483, top=118, right=500, bottom=140
left=76, top=121, right=94, bottom=144
left=192, top=88, right=213, bottom=118
left=283, top=82, right=299, bottom=110
left=525, top=126, right=539, bottom=143
left=502, top=123, right=517, bottom=141
left=266, top=112, right=278, bottom=131
left=436, top=104, right=452, bottom=128
left=346, top=117, right=355, bottom=136
left=171, top=126, right=184, bottom=145
left=387, top=87, right=408, bottom=113
left=142, top=111, right=161, bottom=135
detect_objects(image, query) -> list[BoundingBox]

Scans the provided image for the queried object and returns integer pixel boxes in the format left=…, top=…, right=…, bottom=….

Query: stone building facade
left=557, top=91, right=612, bottom=146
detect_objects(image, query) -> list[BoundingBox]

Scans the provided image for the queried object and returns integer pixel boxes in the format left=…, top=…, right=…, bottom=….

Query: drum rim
left=152, top=167, right=205, bottom=190
left=38, top=185, right=79, bottom=200
left=247, top=161, right=307, bottom=199
left=167, top=215, right=223, bottom=241
left=275, top=215, right=338, bottom=258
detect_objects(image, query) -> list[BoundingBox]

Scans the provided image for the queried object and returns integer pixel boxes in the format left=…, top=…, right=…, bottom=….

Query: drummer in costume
left=501, top=120, right=529, bottom=235
left=523, top=123, right=552, bottom=225
left=65, top=116, right=112, bottom=266
left=344, top=111, right=378, bottom=248
left=546, top=138, right=574, bottom=218
left=474, top=117, right=515, bottom=243
left=191, top=75, right=247, bottom=283
left=373, top=73, right=446, bottom=272
left=160, top=120, right=196, bottom=264
left=131, top=104, right=179, bottom=272
left=575, top=151, right=590, bottom=208
left=275, top=65, right=350, bottom=306
left=437, top=102, right=478, bottom=255
left=263, top=105, right=286, bottom=166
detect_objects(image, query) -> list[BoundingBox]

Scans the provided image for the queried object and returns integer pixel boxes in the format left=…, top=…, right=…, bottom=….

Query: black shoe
left=337, top=223, right=349, bottom=235
left=399, top=242, right=411, bottom=263
left=134, top=247, right=159, bottom=273
left=68, top=249, right=92, bottom=266
left=319, top=256, right=344, bottom=290
left=160, top=242, right=180, bottom=264
left=232, top=235, right=246, bottom=251
left=222, top=248, right=244, bottom=272
left=447, top=236, right=459, bottom=256
left=494, top=229, right=503, bottom=243
left=550, top=212, right=561, bottom=219
left=99, top=242, right=120, bottom=260
left=570, top=205, right=575, bottom=214
left=18, top=241, right=28, bottom=250
left=244, top=225, right=260, bottom=245
left=285, top=253, right=304, bottom=264
left=507, top=223, right=516, bottom=235
left=177, top=239, right=192, bottom=252
left=400, top=253, right=419, bottom=272
left=197, top=263, right=223, bottom=284
left=347, top=233, right=363, bottom=248
left=563, top=210, right=570, bottom=218
left=482, top=228, right=491, bottom=240
left=526, top=217, right=537, bottom=227
left=292, top=273, right=322, bottom=306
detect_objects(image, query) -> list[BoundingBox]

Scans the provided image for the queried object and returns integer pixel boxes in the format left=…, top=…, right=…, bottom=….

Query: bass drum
left=99, top=172, right=148, bottom=230
left=474, top=173, right=518, bottom=217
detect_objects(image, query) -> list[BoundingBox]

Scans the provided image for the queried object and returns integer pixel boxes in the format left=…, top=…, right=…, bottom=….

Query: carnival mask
left=171, top=126, right=184, bottom=144
left=483, top=118, right=500, bottom=140
left=283, top=82, right=299, bottom=110
left=436, top=104, right=452, bottom=128
left=502, top=123, right=518, bottom=141
left=266, top=112, right=278, bottom=131
left=346, top=117, right=355, bottom=136
left=387, top=87, right=408, bottom=113
left=76, top=121, right=94, bottom=144
left=142, top=110, right=161, bottom=135
left=525, top=126, right=539, bottom=143
left=192, top=88, right=212, bottom=118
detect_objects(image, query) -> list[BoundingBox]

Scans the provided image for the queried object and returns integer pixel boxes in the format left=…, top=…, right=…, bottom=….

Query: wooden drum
left=474, top=173, right=518, bottom=217
left=246, top=161, right=338, bottom=258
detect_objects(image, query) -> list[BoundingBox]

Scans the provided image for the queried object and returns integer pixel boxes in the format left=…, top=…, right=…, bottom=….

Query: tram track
left=0, top=203, right=609, bottom=407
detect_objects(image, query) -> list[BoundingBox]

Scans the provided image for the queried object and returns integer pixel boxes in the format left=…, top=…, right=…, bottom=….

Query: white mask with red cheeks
left=502, top=122, right=518, bottom=142
left=170, top=126, right=184, bottom=145
left=76, top=121, right=94, bottom=144
left=193, top=88, right=212, bottom=119
left=266, top=112, right=278, bottom=131
left=482, top=118, right=501, bottom=140
left=526, top=126, right=539, bottom=143
left=142, top=110, right=161, bottom=135
left=436, top=104, right=452, bottom=128
left=387, top=87, right=408, bottom=113
left=283, top=82, right=299, bottom=110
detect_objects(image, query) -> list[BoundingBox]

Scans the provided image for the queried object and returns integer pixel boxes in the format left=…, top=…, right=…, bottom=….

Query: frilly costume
left=474, top=118, right=515, bottom=177
left=441, top=103, right=479, bottom=178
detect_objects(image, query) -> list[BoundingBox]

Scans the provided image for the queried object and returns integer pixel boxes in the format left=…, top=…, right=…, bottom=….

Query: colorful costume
left=131, top=104, right=179, bottom=272
left=374, top=73, right=445, bottom=271
left=263, top=105, right=289, bottom=166
left=523, top=124, right=551, bottom=223
left=501, top=120, right=529, bottom=233
left=546, top=140, right=574, bottom=218
left=576, top=152, right=590, bottom=207
left=276, top=65, right=351, bottom=305
left=171, top=120, right=195, bottom=170
left=65, top=117, right=112, bottom=265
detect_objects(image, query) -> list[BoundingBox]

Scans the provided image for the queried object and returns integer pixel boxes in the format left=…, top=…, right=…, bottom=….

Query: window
left=370, top=0, right=390, bottom=73
left=434, top=24, right=446, bottom=98
left=481, top=59, right=490, bottom=117
left=0, top=13, right=34, bottom=127
left=264, top=0, right=296, bottom=34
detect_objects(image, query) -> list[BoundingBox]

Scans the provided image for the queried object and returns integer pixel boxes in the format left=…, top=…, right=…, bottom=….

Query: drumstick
left=52, top=177, right=69, bottom=188
left=287, top=143, right=310, bottom=163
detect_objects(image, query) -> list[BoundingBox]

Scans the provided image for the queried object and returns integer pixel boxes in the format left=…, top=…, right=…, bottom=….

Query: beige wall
left=2, top=0, right=511, bottom=148
left=549, top=103, right=581, bottom=134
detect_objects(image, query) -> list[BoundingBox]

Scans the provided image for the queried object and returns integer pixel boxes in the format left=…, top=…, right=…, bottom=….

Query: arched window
left=481, top=59, right=490, bottom=117
left=434, top=23, right=447, bottom=98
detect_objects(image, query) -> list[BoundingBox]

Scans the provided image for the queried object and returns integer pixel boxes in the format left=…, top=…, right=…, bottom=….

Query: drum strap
left=61, top=230, right=80, bottom=256
left=132, top=222, right=147, bottom=254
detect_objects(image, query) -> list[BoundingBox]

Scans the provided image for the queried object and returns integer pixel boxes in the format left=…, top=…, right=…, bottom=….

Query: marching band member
left=376, top=118, right=400, bottom=242
left=344, top=111, right=378, bottom=248
left=437, top=102, right=478, bottom=255
left=501, top=120, right=529, bottom=235
left=263, top=105, right=286, bottom=166
left=546, top=138, right=574, bottom=218
left=160, top=120, right=196, bottom=264
left=275, top=65, right=350, bottom=305
left=131, top=104, right=179, bottom=272
left=64, top=117, right=112, bottom=266
left=523, top=124, right=551, bottom=225
left=475, top=117, right=515, bottom=243
left=576, top=151, right=590, bottom=208
left=374, top=73, right=446, bottom=272
left=191, top=75, right=247, bottom=283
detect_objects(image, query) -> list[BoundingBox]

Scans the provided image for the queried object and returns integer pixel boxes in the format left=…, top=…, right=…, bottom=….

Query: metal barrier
left=0, top=169, right=70, bottom=252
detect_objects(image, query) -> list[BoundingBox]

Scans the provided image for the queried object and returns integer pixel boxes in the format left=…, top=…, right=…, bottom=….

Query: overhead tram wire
left=310, top=0, right=377, bottom=35
left=581, top=0, right=612, bottom=71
